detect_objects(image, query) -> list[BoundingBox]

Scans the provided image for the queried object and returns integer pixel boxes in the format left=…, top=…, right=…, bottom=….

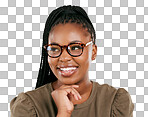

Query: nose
left=59, top=47, right=71, bottom=62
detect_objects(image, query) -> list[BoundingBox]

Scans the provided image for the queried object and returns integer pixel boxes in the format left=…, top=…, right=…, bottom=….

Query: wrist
left=57, top=111, right=72, bottom=117
left=57, top=113, right=71, bottom=117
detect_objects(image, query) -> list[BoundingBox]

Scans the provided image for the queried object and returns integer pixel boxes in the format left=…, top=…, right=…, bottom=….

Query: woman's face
left=48, top=23, right=97, bottom=85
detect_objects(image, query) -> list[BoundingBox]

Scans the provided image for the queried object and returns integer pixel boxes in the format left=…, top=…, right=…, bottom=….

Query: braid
left=35, top=5, right=96, bottom=89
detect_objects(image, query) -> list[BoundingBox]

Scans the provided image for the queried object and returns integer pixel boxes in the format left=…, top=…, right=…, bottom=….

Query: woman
left=10, top=5, right=134, bottom=117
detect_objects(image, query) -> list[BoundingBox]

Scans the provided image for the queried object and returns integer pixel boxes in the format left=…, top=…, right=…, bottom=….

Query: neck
left=74, top=78, right=92, bottom=95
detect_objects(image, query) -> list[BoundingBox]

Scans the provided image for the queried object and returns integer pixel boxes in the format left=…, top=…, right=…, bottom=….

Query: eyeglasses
left=44, top=41, right=93, bottom=58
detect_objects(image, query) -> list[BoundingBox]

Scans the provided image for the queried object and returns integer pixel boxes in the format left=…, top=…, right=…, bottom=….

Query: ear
left=91, top=44, right=97, bottom=61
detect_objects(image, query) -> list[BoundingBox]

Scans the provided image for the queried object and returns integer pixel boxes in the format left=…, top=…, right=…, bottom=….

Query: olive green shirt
left=10, top=81, right=134, bottom=117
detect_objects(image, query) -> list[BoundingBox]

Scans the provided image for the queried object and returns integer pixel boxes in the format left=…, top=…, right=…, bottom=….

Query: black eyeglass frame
left=44, top=41, right=93, bottom=58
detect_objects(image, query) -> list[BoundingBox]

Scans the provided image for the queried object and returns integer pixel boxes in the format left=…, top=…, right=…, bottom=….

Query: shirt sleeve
left=10, top=92, right=37, bottom=117
left=111, top=88, right=134, bottom=117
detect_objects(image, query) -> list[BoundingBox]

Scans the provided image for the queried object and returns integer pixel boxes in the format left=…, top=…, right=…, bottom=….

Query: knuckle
left=51, top=90, right=56, bottom=95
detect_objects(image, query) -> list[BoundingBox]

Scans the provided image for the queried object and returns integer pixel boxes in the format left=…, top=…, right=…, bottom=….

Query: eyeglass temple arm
left=86, top=41, right=93, bottom=46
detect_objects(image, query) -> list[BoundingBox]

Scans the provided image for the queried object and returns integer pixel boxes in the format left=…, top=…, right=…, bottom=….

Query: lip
left=57, top=67, right=78, bottom=77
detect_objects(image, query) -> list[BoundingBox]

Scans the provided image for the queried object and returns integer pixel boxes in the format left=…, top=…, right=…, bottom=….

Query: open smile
left=57, top=67, right=78, bottom=77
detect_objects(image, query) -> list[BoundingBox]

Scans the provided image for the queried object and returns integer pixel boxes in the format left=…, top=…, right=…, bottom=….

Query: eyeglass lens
left=47, top=43, right=83, bottom=57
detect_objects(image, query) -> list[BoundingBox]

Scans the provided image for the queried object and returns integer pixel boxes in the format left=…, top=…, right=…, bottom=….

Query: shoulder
left=93, top=81, right=117, bottom=106
left=93, top=81, right=134, bottom=116
left=111, top=88, right=134, bottom=117
left=10, top=83, right=52, bottom=117
left=10, top=92, right=37, bottom=117
left=25, top=83, right=51, bottom=99
left=26, top=83, right=53, bottom=105
left=94, top=81, right=117, bottom=98
left=112, top=88, right=133, bottom=106
left=94, top=81, right=134, bottom=102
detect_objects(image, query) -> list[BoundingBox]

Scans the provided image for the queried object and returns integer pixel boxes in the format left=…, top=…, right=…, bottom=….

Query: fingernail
left=73, top=85, right=79, bottom=87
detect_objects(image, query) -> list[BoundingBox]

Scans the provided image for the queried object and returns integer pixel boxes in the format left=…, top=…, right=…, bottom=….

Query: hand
left=51, top=85, right=82, bottom=115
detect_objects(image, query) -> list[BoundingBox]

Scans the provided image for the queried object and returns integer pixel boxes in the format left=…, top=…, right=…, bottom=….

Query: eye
left=71, top=46, right=82, bottom=50
left=51, top=47, right=59, bottom=51
left=47, top=45, right=60, bottom=52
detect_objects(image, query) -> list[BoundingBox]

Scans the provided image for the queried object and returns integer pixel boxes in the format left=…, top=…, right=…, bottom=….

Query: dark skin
left=47, top=23, right=97, bottom=116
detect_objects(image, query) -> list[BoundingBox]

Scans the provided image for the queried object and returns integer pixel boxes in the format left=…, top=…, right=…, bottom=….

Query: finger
left=64, top=88, right=79, bottom=100
left=60, top=85, right=79, bottom=89
left=68, top=87, right=81, bottom=100
left=71, top=85, right=79, bottom=88
left=59, top=85, right=81, bottom=100
left=71, top=87, right=82, bottom=100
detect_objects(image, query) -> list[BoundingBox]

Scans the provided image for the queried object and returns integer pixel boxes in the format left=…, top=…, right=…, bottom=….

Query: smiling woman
left=10, top=5, right=134, bottom=117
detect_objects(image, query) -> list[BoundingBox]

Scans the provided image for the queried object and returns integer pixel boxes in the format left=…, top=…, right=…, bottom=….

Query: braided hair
left=35, top=5, right=96, bottom=89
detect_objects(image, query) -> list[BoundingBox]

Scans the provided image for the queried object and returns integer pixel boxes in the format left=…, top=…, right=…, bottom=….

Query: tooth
left=60, top=67, right=77, bottom=71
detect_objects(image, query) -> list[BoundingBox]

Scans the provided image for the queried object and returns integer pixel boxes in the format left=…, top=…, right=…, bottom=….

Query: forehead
left=48, top=23, right=91, bottom=45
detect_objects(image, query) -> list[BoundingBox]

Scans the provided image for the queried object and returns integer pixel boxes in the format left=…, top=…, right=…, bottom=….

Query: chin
left=57, top=77, right=75, bottom=84
left=59, top=78, right=82, bottom=85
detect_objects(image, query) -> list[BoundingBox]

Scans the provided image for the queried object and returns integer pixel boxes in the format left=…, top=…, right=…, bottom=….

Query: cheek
left=47, top=56, right=51, bottom=64
left=47, top=57, right=57, bottom=69
left=83, top=46, right=92, bottom=61
left=78, top=48, right=92, bottom=68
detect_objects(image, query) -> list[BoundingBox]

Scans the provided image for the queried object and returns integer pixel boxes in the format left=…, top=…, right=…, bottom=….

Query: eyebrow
left=50, top=40, right=82, bottom=45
